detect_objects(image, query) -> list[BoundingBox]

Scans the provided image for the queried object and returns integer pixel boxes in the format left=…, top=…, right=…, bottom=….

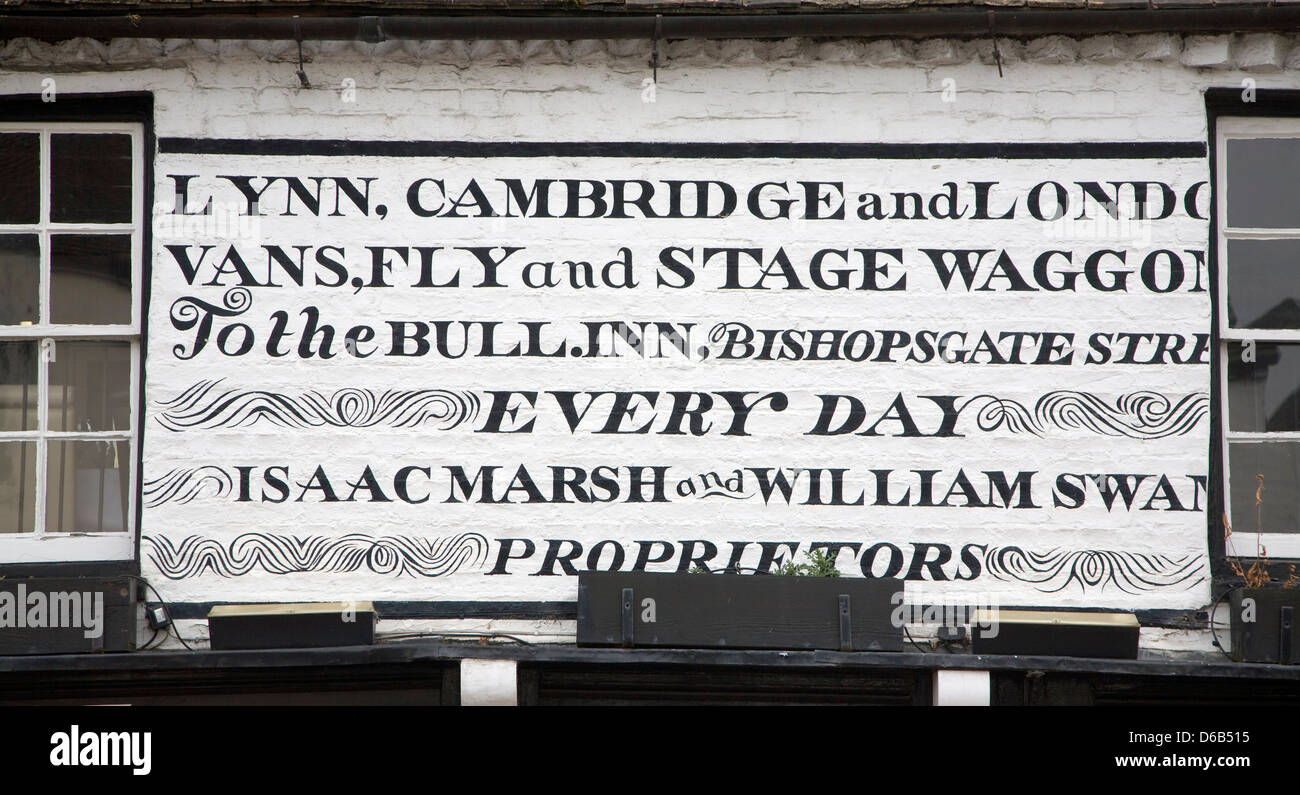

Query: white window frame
left=1216, top=116, right=1300, bottom=558
left=0, top=121, right=143, bottom=563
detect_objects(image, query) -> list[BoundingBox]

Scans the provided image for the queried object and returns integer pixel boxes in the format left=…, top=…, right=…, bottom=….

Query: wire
left=1208, top=588, right=1236, bottom=661
left=139, top=579, right=195, bottom=651
left=380, top=632, right=533, bottom=645
left=902, top=624, right=932, bottom=653
left=376, top=631, right=533, bottom=646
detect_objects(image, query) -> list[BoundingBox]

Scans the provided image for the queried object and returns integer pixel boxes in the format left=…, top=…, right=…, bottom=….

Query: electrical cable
left=1208, top=588, right=1236, bottom=661
left=902, top=624, right=932, bottom=653
left=376, top=631, right=533, bottom=645
left=139, top=579, right=195, bottom=651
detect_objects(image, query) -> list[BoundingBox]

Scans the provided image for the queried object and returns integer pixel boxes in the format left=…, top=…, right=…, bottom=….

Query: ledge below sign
left=576, top=573, right=903, bottom=652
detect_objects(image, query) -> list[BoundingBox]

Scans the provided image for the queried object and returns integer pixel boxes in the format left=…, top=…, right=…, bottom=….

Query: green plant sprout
left=774, top=549, right=841, bottom=578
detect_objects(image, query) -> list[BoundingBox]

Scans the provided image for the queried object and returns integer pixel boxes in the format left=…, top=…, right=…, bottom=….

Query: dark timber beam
left=1, top=8, right=1300, bottom=42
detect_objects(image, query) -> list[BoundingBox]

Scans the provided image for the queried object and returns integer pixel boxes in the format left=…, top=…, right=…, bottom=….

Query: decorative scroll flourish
left=697, top=490, right=752, bottom=500
left=143, top=466, right=234, bottom=508
left=964, top=395, right=1041, bottom=435
left=143, top=532, right=490, bottom=579
left=963, top=391, right=1208, bottom=438
left=154, top=380, right=481, bottom=431
left=983, top=546, right=1206, bottom=593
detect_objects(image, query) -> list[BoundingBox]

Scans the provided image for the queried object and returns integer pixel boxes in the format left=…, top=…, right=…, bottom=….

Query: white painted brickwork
left=0, top=33, right=1293, bottom=144
left=0, top=32, right=1268, bottom=653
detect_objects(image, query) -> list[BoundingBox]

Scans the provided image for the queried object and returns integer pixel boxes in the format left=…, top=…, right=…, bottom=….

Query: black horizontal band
left=159, top=138, right=1207, bottom=159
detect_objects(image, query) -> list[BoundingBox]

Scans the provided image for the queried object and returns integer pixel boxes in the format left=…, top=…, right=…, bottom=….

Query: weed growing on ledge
left=775, top=550, right=841, bottom=578
left=1225, top=473, right=1299, bottom=589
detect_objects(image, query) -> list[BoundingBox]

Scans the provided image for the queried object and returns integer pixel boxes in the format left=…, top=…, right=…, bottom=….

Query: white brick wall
left=0, top=33, right=1290, bottom=143
left=0, top=32, right=1271, bottom=653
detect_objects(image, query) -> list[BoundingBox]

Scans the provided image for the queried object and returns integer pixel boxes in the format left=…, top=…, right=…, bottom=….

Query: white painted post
left=932, top=669, right=991, bottom=706
left=460, top=659, right=519, bottom=706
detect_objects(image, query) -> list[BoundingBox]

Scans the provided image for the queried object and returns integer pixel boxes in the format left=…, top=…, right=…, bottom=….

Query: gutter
left=1, top=8, right=1300, bottom=41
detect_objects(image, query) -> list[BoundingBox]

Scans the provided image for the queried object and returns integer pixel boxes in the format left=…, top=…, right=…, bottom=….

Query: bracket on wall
left=294, top=16, right=311, bottom=88
left=838, top=594, right=853, bottom=652
left=621, top=587, right=635, bottom=648
left=1281, top=605, right=1294, bottom=662
left=988, top=11, right=1004, bottom=78
left=649, top=14, right=662, bottom=85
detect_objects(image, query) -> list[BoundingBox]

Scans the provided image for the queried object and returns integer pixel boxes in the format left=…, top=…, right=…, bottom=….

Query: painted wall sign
left=142, top=140, right=1211, bottom=612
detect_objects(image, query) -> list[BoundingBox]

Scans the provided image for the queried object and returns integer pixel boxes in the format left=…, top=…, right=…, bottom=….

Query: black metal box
left=207, top=602, right=376, bottom=650
left=971, top=609, right=1140, bottom=659
left=577, top=573, right=903, bottom=652
left=1229, top=588, right=1300, bottom=664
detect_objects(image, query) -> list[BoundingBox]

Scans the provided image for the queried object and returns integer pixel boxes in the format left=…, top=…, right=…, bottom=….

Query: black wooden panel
left=522, top=662, right=922, bottom=706
left=0, top=662, right=456, bottom=706
left=991, top=672, right=1096, bottom=705
left=995, top=669, right=1300, bottom=706
left=577, top=573, right=903, bottom=652
left=973, top=623, right=1140, bottom=659
left=1229, top=588, right=1300, bottom=664
left=0, top=577, right=136, bottom=655
left=971, top=611, right=1139, bottom=659
left=0, top=560, right=138, bottom=579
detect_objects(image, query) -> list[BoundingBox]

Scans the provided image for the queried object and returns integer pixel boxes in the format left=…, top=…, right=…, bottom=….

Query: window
left=1216, top=114, right=1300, bottom=557
left=0, top=121, right=143, bottom=563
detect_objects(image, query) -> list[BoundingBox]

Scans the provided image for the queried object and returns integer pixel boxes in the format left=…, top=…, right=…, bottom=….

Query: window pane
left=1227, top=138, right=1300, bottom=228
left=0, top=341, right=37, bottom=431
left=50, top=235, right=131, bottom=324
left=47, top=341, right=131, bottom=432
left=1228, top=341, right=1300, bottom=432
left=0, top=234, right=39, bottom=324
left=0, top=441, right=36, bottom=533
left=46, top=439, right=129, bottom=533
left=0, top=134, right=39, bottom=224
left=1229, top=442, right=1300, bottom=534
left=51, top=134, right=132, bottom=224
left=1226, top=239, right=1300, bottom=330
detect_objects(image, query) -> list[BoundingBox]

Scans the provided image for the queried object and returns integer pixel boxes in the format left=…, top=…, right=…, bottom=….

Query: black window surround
left=1206, top=86, right=1300, bottom=588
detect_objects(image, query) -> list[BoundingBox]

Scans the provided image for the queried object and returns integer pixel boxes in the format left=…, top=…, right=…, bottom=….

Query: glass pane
left=0, top=134, right=39, bottom=224
left=46, top=439, right=130, bottom=533
left=1229, top=442, right=1300, bottom=535
left=1226, top=239, right=1300, bottom=329
left=0, top=441, right=36, bottom=533
left=1227, top=138, right=1300, bottom=228
left=0, top=341, right=37, bottom=431
left=47, top=341, right=131, bottom=433
left=1229, top=341, right=1300, bottom=432
left=51, top=133, right=132, bottom=224
left=50, top=235, right=131, bottom=324
left=0, top=234, right=39, bottom=324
